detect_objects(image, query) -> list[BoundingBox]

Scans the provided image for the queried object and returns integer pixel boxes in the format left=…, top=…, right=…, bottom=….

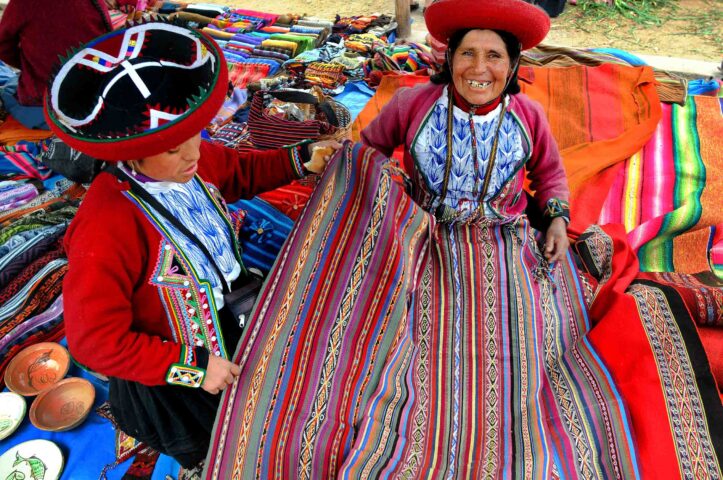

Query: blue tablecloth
left=0, top=340, right=181, bottom=480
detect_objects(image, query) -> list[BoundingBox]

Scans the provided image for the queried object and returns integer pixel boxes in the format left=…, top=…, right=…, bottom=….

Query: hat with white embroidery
left=43, top=21, right=228, bottom=161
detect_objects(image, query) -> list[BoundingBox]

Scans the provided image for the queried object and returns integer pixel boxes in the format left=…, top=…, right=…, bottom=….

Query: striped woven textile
left=599, top=96, right=723, bottom=278
left=205, top=143, right=639, bottom=479
left=0, top=141, right=54, bottom=180
left=634, top=272, right=723, bottom=328
left=228, top=63, right=271, bottom=90
left=575, top=224, right=723, bottom=479
left=227, top=9, right=279, bottom=25
left=517, top=64, right=661, bottom=205
left=247, top=91, right=332, bottom=149
left=107, top=9, right=129, bottom=30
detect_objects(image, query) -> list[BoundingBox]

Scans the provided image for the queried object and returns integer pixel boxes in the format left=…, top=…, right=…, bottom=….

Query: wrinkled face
left=451, top=29, right=512, bottom=106
left=133, top=133, right=202, bottom=183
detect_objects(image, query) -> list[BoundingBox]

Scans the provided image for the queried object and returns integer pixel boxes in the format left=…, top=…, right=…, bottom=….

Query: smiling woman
left=439, top=28, right=522, bottom=109
left=351, top=0, right=640, bottom=475
left=450, top=30, right=514, bottom=106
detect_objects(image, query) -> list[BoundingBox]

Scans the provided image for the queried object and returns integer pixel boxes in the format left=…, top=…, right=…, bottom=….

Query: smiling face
left=451, top=29, right=512, bottom=106
left=132, top=133, right=202, bottom=183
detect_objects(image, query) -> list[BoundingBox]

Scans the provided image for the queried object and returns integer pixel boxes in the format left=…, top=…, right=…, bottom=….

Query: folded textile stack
left=0, top=141, right=53, bottom=181
left=363, top=42, right=435, bottom=86
left=190, top=9, right=334, bottom=89
left=333, top=14, right=397, bottom=37
left=0, top=175, right=82, bottom=389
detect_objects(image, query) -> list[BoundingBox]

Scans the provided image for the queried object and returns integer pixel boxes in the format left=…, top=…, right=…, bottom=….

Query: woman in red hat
left=44, top=22, right=339, bottom=471
left=359, top=0, right=640, bottom=476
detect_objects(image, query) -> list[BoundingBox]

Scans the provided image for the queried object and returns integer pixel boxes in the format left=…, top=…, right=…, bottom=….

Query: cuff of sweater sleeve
left=544, top=198, right=570, bottom=224
left=165, top=345, right=208, bottom=388
left=286, top=141, right=312, bottom=178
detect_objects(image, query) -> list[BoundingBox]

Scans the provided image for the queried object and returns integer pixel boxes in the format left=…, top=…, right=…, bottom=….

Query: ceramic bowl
left=29, top=377, right=95, bottom=432
left=0, top=392, right=26, bottom=441
left=0, top=439, right=64, bottom=480
left=4, top=342, right=70, bottom=396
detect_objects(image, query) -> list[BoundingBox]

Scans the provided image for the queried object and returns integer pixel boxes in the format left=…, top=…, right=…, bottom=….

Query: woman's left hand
left=304, top=140, right=343, bottom=174
left=543, top=217, right=570, bottom=264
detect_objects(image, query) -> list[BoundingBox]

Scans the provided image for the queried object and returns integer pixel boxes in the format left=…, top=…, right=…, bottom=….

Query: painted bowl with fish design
left=29, top=377, right=95, bottom=432
left=0, top=392, right=26, bottom=441
left=4, top=342, right=71, bottom=396
left=0, top=439, right=64, bottom=480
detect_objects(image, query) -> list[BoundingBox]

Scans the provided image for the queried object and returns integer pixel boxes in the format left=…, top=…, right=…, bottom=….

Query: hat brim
left=424, top=0, right=550, bottom=50
left=44, top=25, right=228, bottom=162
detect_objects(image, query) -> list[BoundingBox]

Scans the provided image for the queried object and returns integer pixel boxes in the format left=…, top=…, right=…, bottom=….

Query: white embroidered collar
left=117, top=163, right=193, bottom=194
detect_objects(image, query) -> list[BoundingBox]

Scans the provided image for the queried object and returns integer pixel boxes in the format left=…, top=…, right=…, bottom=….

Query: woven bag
left=247, top=88, right=351, bottom=149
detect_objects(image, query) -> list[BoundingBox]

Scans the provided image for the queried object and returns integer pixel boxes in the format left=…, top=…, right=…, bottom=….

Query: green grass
left=560, top=0, right=722, bottom=53
left=577, top=0, right=679, bottom=25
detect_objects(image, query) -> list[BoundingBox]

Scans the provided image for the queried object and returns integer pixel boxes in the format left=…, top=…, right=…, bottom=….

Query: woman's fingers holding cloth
left=544, top=218, right=569, bottom=264
left=201, top=355, right=241, bottom=394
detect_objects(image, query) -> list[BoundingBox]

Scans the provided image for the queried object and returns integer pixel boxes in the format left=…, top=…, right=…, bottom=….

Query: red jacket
left=0, top=0, right=112, bottom=106
left=63, top=141, right=303, bottom=386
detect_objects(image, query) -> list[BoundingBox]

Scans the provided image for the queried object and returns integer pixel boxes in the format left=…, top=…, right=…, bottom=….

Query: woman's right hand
left=201, top=355, right=241, bottom=394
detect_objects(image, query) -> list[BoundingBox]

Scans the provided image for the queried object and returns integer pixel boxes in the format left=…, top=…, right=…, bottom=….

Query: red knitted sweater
left=63, top=141, right=302, bottom=386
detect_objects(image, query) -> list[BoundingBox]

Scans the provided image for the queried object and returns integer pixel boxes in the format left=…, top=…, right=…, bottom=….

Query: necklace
left=436, top=86, right=507, bottom=220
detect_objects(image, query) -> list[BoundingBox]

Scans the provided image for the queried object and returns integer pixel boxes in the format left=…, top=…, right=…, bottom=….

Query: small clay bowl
left=4, top=342, right=71, bottom=396
left=29, top=377, right=95, bottom=432
left=0, top=391, right=26, bottom=440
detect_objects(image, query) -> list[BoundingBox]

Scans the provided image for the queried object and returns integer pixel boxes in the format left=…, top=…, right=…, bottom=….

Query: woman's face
left=451, top=29, right=511, bottom=106
left=133, top=133, right=202, bottom=183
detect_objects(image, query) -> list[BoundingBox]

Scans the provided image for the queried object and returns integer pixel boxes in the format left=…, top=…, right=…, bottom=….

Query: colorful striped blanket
left=205, top=144, right=723, bottom=478
left=575, top=224, right=723, bottom=478
left=599, top=96, right=723, bottom=278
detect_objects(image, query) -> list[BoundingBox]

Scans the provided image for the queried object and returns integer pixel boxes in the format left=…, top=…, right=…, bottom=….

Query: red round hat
left=44, top=22, right=228, bottom=162
left=424, top=0, right=550, bottom=50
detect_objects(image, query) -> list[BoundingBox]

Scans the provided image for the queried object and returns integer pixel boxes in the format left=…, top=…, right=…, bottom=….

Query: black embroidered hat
left=43, top=22, right=228, bottom=161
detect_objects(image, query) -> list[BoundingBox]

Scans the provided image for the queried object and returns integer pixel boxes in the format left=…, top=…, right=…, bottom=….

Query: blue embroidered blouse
left=412, top=87, right=525, bottom=220
left=120, top=164, right=240, bottom=309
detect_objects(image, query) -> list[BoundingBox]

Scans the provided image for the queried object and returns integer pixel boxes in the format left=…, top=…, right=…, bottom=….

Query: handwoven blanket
left=575, top=224, right=723, bottom=479
left=599, top=96, right=723, bottom=278
left=205, top=143, right=640, bottom=479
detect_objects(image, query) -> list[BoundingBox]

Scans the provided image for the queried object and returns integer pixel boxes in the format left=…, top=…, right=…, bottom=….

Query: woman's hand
left=201, top=355, right=241, bottom=395
left=543, top=217, right=569, bottom=264
left=304, top=140, right=343, bottom=174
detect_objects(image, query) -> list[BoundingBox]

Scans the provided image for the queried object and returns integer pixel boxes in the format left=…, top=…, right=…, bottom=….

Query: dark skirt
left=109, top=307, right=242, bottom=468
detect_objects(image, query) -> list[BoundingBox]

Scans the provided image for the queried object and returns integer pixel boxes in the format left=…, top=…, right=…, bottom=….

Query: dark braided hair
left=430, top=28, right=522, bottom=95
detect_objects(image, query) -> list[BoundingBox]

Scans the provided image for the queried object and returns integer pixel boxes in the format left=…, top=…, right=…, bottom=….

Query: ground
left=212, top=0, right=721, bottom=64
